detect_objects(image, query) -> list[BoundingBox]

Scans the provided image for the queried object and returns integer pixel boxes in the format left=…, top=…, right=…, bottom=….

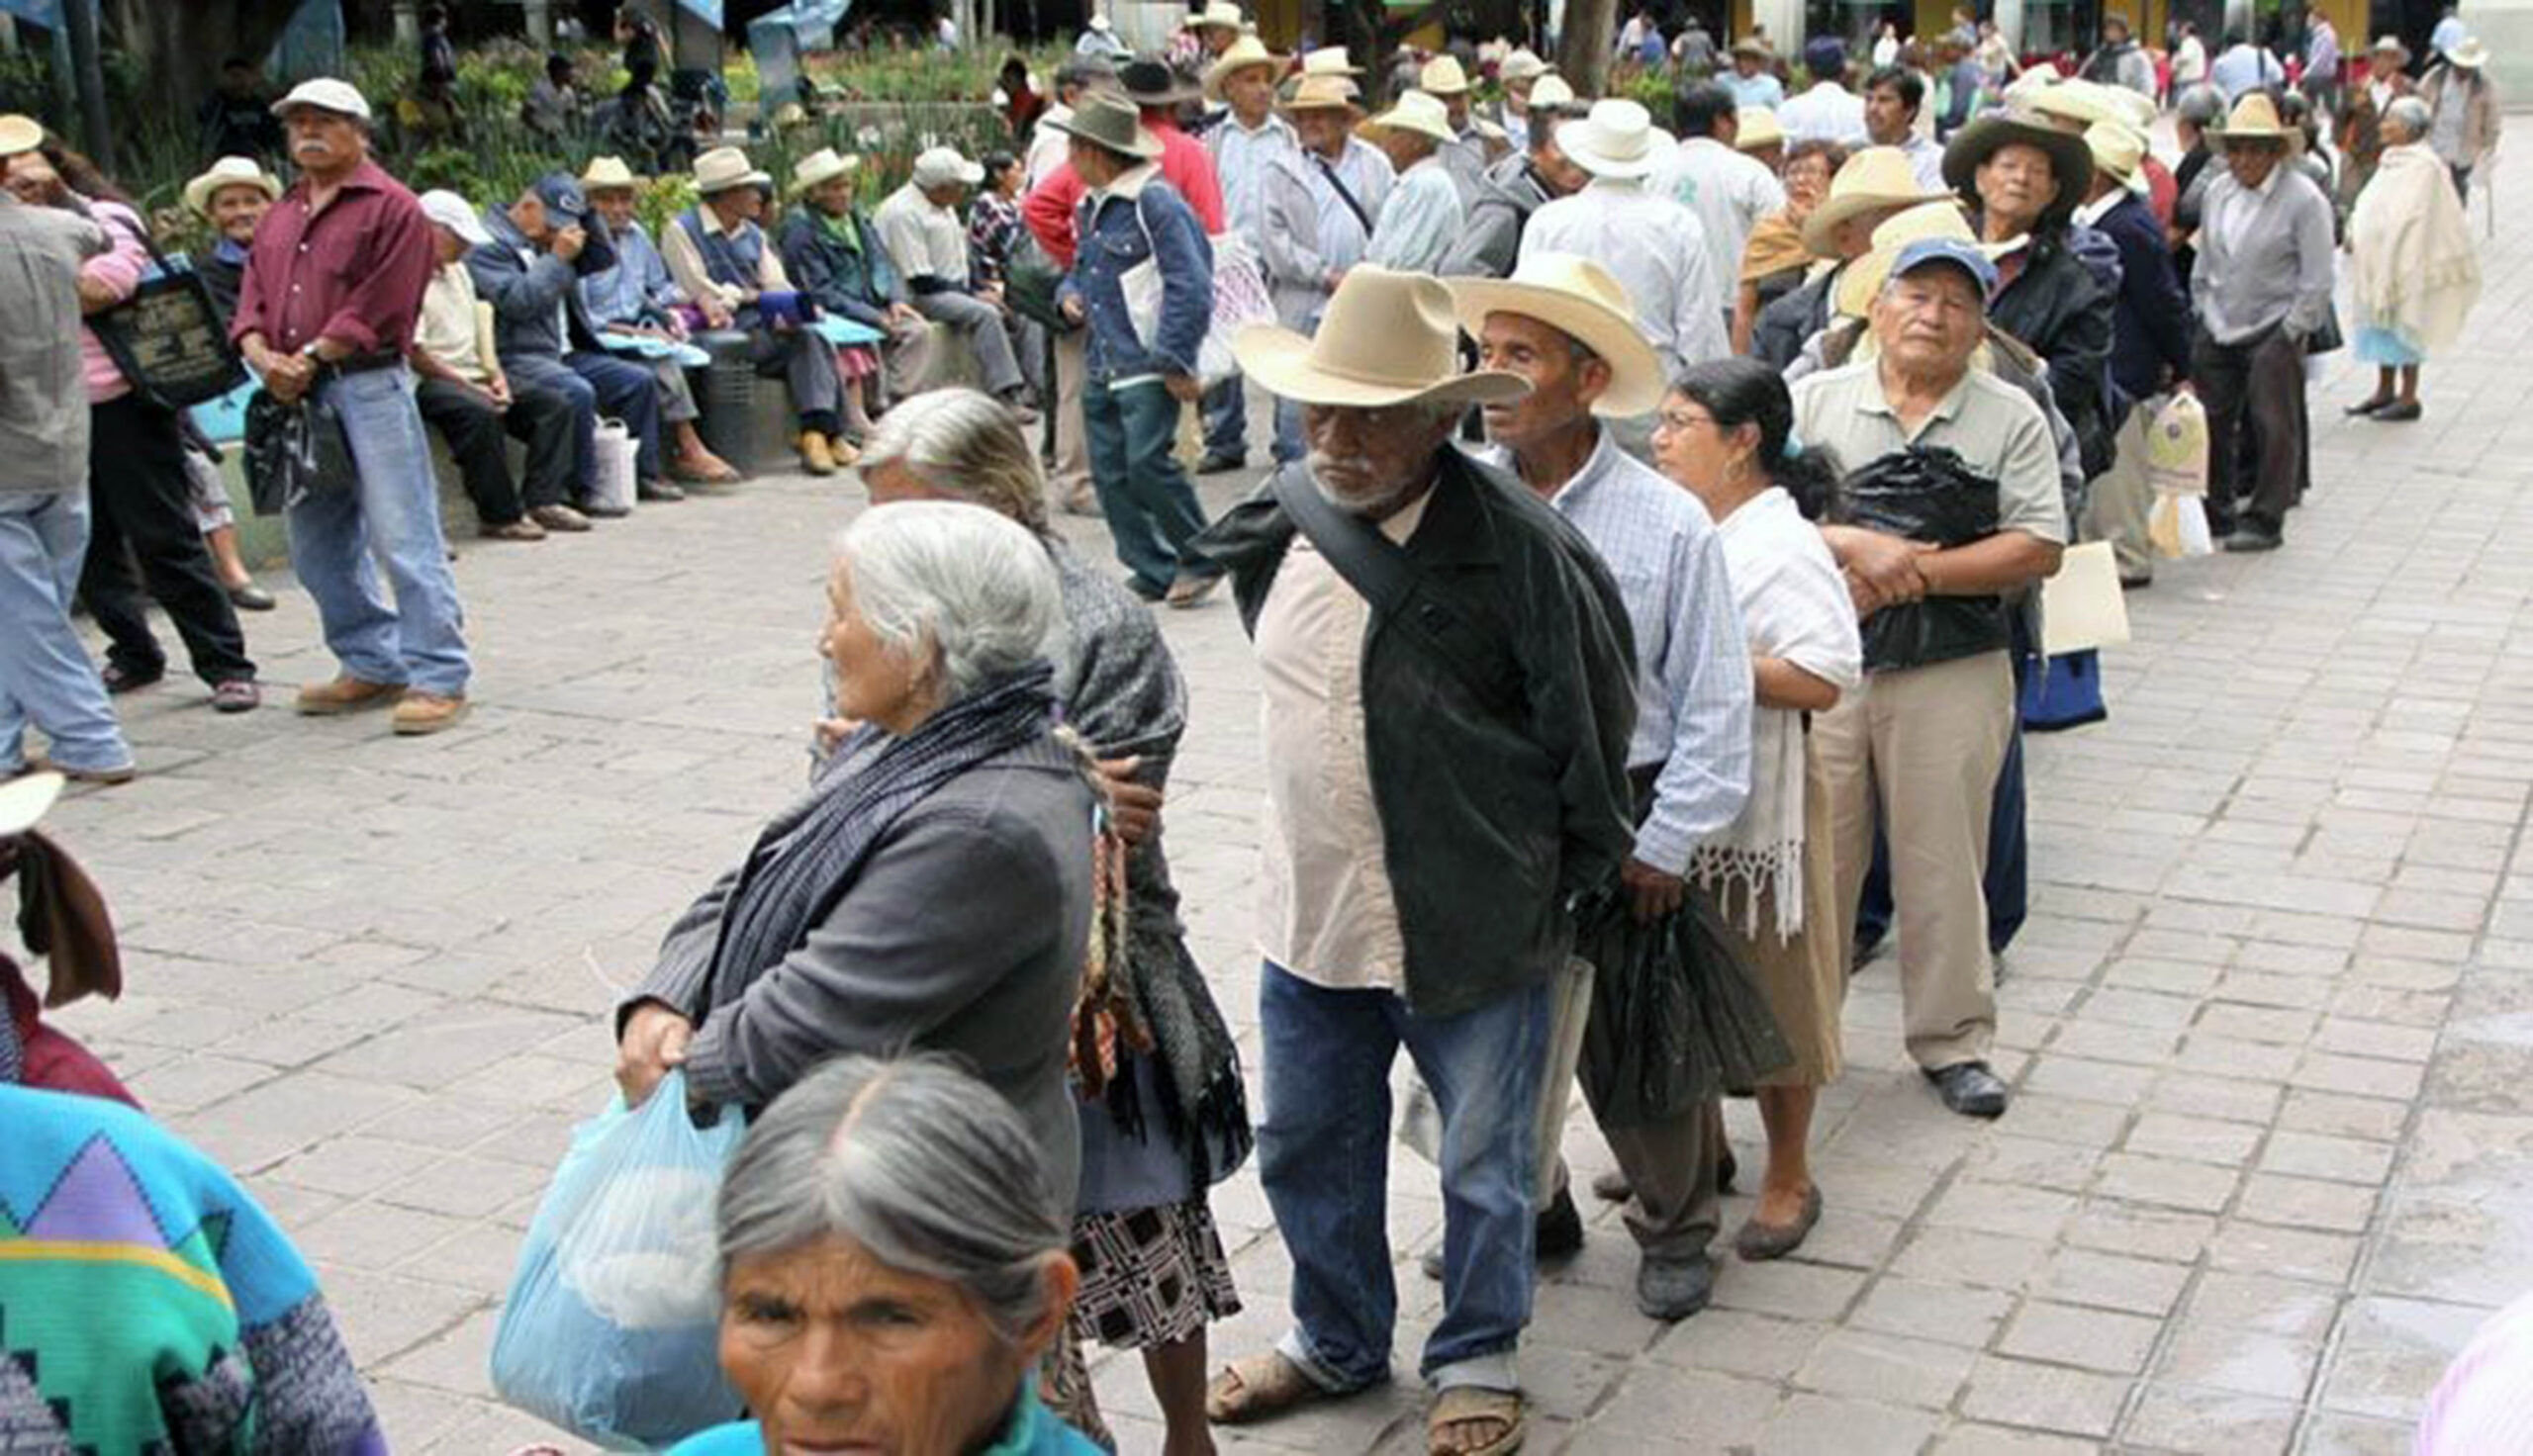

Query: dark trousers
left=1083, top=375, right=1211, bottom=597
left=566, top=350, right=663, bottom=484
left=2193, top=324, right=2306, bottom=538
left=745, top=327, right=843, bottom=437
left=414, top=377, right=579, bottom=522
left=80, top=393, right=253, bottom=686
left=1201, top=373, right=1247, bottom=458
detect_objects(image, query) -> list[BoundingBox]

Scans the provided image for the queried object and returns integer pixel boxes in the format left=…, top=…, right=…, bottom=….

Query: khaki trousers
left=2081, top=402, right=2158, bottom=581
left=1815, top=650, right=2015, bottom=1070
left=1050, top=327, right=1090, bottom=499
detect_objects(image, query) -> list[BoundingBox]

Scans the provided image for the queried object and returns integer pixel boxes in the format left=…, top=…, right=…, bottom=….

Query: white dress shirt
left=1778, top=81, right=1869, bottom=145
left=1649, top=136, right=1788, bottom=298
left=1521, top=177, right=1731, bottom=379
left=1365, top=154, right=1462, bottom=273
left=1207, top=111, right=1300, bottom=241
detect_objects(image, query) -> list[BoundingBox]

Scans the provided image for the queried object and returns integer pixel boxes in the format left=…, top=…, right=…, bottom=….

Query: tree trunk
left=1556, top=0, right=1614, bottom=98
left=107, top=0, right=305, bottom=126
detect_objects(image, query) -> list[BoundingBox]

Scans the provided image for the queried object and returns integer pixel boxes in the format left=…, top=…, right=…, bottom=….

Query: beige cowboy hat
left=1192, top=1, right=1245, bottom=33
left=1420, top=54, right=1472, bottom=95
left=1499, top=47, right=1551, bottom=85
left=2214, top=92, right=2298, bottom=150
left=1234, top=265, right=1529, bottom=409
left=1734, top=106, right=1784, bottom=151
left=1283, top=74, right=1361, bottom=114
left=1528, top=74, right=1579, bottom=112
left=0, top=114, right=42, bottom=158
left=693, top=145, right=772, bottom=195
left=1833, top=199, right=2016, bottom=318
left=1300, top=46, right=1363, bottom=78
left=1729, top=37, right=1773, bottom=61
left=1801, top=146, right=1944, bottom=257
left=0, top=772, right=63, bottom=839
left=2371, top=34, right=2412, bottom=61
left=2084, top=120, right=2150, bottom=197
left=1050, top=92, right=1162, bottom=159
left=2024, top=75, right=2152, bottom=134
left=1361, top=89, right=1454, bottom=144
left=579, top=154, right=646, bottom=192
left=1449, top=252, right=1665, bottom=417
left=183, top=154, right=282, bottom=219
left=1204, top=35, right=1284, bottom=98
left=789, top=146, right=861, bottom=195
left=2448, top=38, right=2489, bottom=69
left=1941, top=107, right=2094, bottom=225
left=1556, top=98, right=1665, bottom=179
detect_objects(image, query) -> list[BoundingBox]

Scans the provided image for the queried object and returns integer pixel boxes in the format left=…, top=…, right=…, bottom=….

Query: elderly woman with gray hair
left=2344, top=95, right=2483, bottom=423
left=615, top=499, right=1097, bottom=1209
left=856, top=387, right=1250, bottom=1456
left=664, top=1054, right=1103, bottom=1455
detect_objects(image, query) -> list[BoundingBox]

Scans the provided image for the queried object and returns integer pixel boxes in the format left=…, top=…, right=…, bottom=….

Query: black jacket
left=1751, top=265, right=1836, bottom=371
left=1191, top=450, right=1640, bottom=1017
left=1987, top=228, right=2116, bottom=478
left=2088, top=193, right=2193, bottom=412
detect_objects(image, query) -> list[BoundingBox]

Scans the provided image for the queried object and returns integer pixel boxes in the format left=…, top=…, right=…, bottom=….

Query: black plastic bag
left=1573, top=888, right=1793, bottom=1129
left=240, top=388, right=358, bottom=517
left=1835, top=445, right=2014, bottom=673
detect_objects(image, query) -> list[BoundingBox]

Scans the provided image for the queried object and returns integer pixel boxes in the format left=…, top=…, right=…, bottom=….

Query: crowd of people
left=0, top=4, right=2508, bottom=1455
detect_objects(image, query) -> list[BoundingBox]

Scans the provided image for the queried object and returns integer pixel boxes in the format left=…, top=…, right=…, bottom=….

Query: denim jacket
left=776, top=208, right=905, bottom=330
left=1059, top=165, right=1212, bottom=383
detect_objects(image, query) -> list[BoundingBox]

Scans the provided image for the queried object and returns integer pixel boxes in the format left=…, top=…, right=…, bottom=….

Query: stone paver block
left=2156, top=1324, right=2323, bottom=1402
left=1793, top=1327, right=1977, bottom=1410
left=2117, top=1382, right=2298, bottom=1455
left=2031, top=1248, right=2193, bottom=1318
left=1998, top=1300, right=2163, bottom=1374
left=1849, top=1276, right=2016, bottom=1348
left=2235, top=1173, right=2381, bottom=1234
left=1646, top=1309, right=1821, bottom=1382
left=1754, top=1393, right=1939, bottom=1455
left=1959, top=1355, right=2132, bottom=1439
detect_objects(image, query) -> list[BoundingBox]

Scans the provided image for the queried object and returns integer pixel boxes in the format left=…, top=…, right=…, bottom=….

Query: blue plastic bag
left=490, top=1072, right=745, bottom=1450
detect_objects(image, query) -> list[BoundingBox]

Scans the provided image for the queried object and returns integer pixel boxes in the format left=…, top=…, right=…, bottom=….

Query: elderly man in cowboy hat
left=1199, top=35, right=1294, bottom=476
left=409, top=189, right=590, bottom=540
left=1527, top=98, right=1731, bottom=407
left=778, top=146, right=936, bottom=444
left=1361, top=90, right=1465, bottom=273
left=2073, top=121, right=2190, bottom=588
left=1749, top=146, right=1932, bottom=369
left=1796, top=233, right=2066, bottom=1122
left=1417, top=53, right=1495, bottom=203
left=1653, top=81, right=1789, bottom=294
left=2191, top=92, right=2335, bottom=553
left=1187, top=0, right=1246, bottom=58
left=1050, top=93, right=1222, bottom=607
left=1440, top=74, right=1587, bottom=279
left=1452, top=251, right=1753, bottom=1320
left=179, top=154, right=281, bottom=611
left=1489, top=46, right=1553, bottom=151
left=1077, top=11, right=1131, bottom=59
left=2417, top=37, right=2500, bottom=202
left=1725, top=37, right=1785, bottom=109
left=1192, top=264, right=1636, bottom=1456
left=575, top=154, right=741, bottom=488
left=2336, top=37, right=2417, bottom=207
left=231, top=78, right=473, bottom=735
left=1259, top=74, right=1394, bottom=463
left=663, top=144, right=859, bottom=474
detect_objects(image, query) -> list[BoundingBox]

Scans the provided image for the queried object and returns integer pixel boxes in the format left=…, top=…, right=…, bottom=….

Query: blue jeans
left=1271, top=395, right=1305, bottom=465
left=1200, top=373, right=1247, bottom=459
left=1082, top=375, right=1213, bottom=597
left=0, top=491, right=130, bottom=774
left=287, top=365, right=471, bottom=696
left=1258, top=962, right=1550, bottom=1394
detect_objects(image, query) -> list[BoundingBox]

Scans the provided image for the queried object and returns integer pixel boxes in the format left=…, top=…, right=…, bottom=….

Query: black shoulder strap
left=1269, top=465, right=1521, bottom=715
left=1313, top=154, right=1376, bottom=237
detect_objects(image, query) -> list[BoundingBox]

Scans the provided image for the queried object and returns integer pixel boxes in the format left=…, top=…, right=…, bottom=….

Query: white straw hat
left=1555, top=98, right=1664, bottom=179
left=1233, top=266, right=1529, bottom=409
left=1448, top=252, right=1665, bottom=417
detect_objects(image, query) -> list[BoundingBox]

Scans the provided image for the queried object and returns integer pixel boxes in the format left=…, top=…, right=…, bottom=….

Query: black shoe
left=101, top=662, right=163, bottom=695
left=2222, top=526, right=2283, bottom=554
left=1636, top=1255, right=1715, bottom=1321
left=1196, top=449, right=1248, bottom=475
left=1923, top=1061, right=2010, bottom=1119
left=2344, top=395, right=2392, bottom=415
left=2374, top=400, right=2422, bottom=422
left=226, top=583, right=277, bottom=611
left=1535, top=1185, right=1584, bottom=1262
left=636, top=477, right=687, bottom=502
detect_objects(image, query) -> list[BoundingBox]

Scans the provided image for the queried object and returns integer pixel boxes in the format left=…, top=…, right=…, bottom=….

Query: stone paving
left=20, top=121, right=2533, bottom=1454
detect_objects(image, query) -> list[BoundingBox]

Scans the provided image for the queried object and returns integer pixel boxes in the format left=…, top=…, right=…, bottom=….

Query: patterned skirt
left=1066, top=1196, right=1241, bottom=1350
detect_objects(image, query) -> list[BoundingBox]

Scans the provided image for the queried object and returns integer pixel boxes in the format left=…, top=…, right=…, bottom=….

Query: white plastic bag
left=587, top=418, right=638, bottom=515
left=2143, top=392, right=2208, bottom=499
left=2148, top=491, right=2216, bottom=558
left=1198, top=232, right=1274, bottom=388
left=490, top=1071, right=743, bottom=1450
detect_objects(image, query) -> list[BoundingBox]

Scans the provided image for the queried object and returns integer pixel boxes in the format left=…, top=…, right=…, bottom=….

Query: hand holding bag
left=87, top=219, right=246, bottom=410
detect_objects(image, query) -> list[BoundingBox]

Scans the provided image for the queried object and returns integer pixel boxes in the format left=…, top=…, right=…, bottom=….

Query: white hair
left=858, top=387, right=1050, bottom=534
left=716, top=1055, right=1068, bottom=1343
left=831, top=500, right=1059, bottom=705
left=2384, top=95, right=2433, bottom=141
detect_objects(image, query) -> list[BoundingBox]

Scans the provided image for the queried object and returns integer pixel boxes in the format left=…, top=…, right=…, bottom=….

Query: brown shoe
left=528, top=503, right=593, bottom=533
left=480, top=517, right=546, bottom=542
left=798, top=431, right=837, bottom=477
left=29, top=757, right=137, bottom=785
left=391, top=690, right=470, bottom=736
left=826, top=432, right=863, bottom=468
left=296, top=676, right=406, bottom=716
left=1164, top=573, right=1223, bottom=608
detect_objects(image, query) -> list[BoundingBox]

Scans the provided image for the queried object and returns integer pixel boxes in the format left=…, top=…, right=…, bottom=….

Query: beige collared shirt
left=658, top=205, right=791, bottom=313
left=1255, top=488, right=1434, bottom=990
left=415, top=262, right=495, bottom=386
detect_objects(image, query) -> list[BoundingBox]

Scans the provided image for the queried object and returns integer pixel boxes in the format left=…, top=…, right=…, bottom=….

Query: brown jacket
left=2333, top=72, right=2412, bottom=193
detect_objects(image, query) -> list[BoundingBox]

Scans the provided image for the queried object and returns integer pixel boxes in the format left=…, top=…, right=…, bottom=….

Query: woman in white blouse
left=1650, top=357, right=1863, bottom=1262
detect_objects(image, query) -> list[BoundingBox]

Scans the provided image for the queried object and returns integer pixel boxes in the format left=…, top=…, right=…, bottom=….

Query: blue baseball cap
left=1890, top=236, right=1998, bottom=301
left=533, top=171, right=589, bottom=224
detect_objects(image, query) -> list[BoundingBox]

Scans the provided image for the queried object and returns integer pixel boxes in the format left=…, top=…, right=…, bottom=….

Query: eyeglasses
left=1653, top=408, right=1717, bottom=435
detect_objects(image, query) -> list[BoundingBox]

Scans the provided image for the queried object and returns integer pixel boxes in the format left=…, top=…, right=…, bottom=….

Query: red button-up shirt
left=1022, top=114, right=1227, bottom=268
left=230, top=157, right=435, bottom=357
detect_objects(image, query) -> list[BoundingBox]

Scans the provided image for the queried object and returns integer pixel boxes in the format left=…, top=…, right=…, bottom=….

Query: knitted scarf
left=702, top=666, right=1061, bottom=1013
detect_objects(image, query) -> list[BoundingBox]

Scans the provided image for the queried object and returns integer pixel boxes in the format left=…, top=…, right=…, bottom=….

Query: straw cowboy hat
left=1192, top=2, right=1245, bottom=34
left=2083, top=121, right=2149, bottom=196
left=1730, top=37, right=1772, bottom=61
left=1121, top=56, right=1203, bottom=107
left=579, top=154, right=646, bottom=192
left=1204, top=36, right=1283, bottom=98
left=1236, top=266, right=1528, bottom=409
left=183, top=154, right=282, bottom=219
left=1801, top=146, right=1944, bottom=257
left=1834, top=199, right=2015, bottom=318
left=1283, top=74, right=1361, bottom=114
left=1499, top=47, right=1551, bottom=84
left=1300, top=46, right=1363, bottom=78
left=1734, top=106, right=1784, bottom=151
left=1941, top=107, right=2094, bottom=225
left=1051, top=92, right=1162, bottom=159
left=1362, top=89, right=1454, bottom=144
left=1448, top=252, right=1665, bottom=417
left=2371, top=34, right=2412, bottom=62
left=1528, top=74, right=1578, bottom=112
left=1420, top=54, right=1472, bottom=95
left=2448, top=37, right=2489, bottom=69
left=693, top=145, right=772, bottom=195
left=2024, top=75, right=2153, bottom=134
left=789, top=146, right=861, bottom=195
left=0, top=772, right=63, bottom=840
left=2213, top=92, right=2297, bottom=148
left=0, top=114, right=42, bottom=158
left=1556, top=99, right=1666, bottom=179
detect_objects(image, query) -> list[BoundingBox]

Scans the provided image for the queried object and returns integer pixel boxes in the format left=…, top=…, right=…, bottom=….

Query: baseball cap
left=417, top=189, right=492, bottom=247
left=1890, top=236, right=1998, bottom=300
left=533, top=172, right=590, bottom=225
left=910, top=146, right=985, bottom=189
left=270, top=77, right=372, bottom=122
